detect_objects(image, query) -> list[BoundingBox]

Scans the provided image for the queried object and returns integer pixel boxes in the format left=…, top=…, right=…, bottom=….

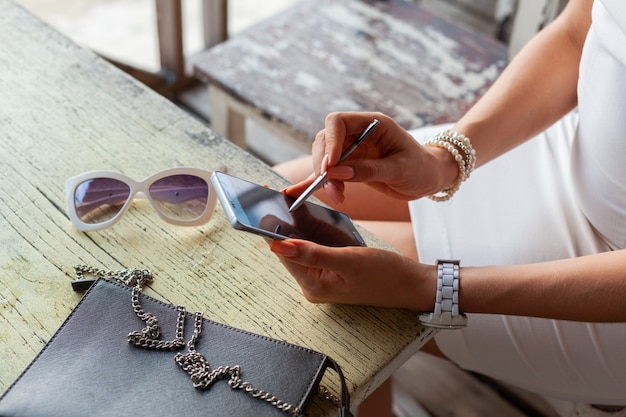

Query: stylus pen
left=288, top=118, right=379, bottom=212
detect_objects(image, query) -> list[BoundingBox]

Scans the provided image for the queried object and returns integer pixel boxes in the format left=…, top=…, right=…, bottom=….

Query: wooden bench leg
left=209, top=85, right=247, bottom=149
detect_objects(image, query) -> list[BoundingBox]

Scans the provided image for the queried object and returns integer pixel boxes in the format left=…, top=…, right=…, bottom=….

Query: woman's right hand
left=283, top=112, right=459, bottom=203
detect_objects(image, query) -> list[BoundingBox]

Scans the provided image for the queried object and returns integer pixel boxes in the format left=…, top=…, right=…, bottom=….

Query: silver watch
left=419, top=260, right=468, bottom=329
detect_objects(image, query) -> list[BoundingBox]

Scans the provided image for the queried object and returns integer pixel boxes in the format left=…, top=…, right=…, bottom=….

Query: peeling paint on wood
left=194, top=0, right=508, bottom=148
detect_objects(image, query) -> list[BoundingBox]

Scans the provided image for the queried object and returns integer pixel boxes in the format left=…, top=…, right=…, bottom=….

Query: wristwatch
left=419, top=260, right=468, bottom=329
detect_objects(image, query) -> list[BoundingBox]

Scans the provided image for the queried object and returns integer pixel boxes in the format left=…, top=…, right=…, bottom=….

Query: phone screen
left=211, top=172, right=366, bottom=247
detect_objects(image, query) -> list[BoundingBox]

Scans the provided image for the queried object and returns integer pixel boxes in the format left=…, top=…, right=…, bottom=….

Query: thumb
left=345, top=158, right=395, bottom=183
left=342, top=157, right=420, bottom=200
left=281, top=172, right=317, bottom=197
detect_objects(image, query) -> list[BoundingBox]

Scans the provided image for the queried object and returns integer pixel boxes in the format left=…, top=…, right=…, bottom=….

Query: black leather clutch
left=0, top=277, right=352, bottom=417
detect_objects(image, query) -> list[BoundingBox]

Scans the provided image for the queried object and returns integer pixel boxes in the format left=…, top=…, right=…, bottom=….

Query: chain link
left=318, top=385, right=341, bottom=407
left=74, top=264, right=186, bottom=350
left=73, top=264, right=152, bottom=288
left=72, top=265, right=307, bottom=416
left=174, top=312, right=305, bottom=417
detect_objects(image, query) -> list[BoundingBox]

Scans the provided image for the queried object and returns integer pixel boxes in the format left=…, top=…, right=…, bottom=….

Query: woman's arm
left=270, top=240, right=626, bottom=322
left=462, top=250, right=626, bottom=322
left=293, top=1, right=594, bottom=203
left=272, top=0, right=621, bottom=323
left=430, top=0, right=593, bottom=192
left=454, top=0, right=592, bottom=166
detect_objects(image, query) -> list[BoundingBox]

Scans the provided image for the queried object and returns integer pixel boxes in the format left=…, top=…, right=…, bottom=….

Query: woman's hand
left=270, top=238, right=435, bottom=311
left=283, top=112, right=458, bottom=203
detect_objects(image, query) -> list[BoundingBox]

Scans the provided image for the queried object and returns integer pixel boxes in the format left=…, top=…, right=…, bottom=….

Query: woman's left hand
left=270, top=239, right=435, bottom=310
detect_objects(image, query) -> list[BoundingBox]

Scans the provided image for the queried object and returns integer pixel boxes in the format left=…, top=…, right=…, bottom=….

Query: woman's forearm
left=460, top=249, right=626, bottom=322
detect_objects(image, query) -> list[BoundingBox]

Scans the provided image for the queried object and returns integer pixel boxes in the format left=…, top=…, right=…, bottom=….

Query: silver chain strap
left=74, top=265, right=186, bottom=350
left=174, top=312, right=305, bottom=416
left=72, top=265, right=305, bottom=416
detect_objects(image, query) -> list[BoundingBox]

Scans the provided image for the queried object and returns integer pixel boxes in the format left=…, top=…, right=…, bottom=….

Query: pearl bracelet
left=424, top=130, right=476, bottom=201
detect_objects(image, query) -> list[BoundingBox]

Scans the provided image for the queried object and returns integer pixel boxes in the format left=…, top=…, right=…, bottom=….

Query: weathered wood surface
left=0, top=1, right=433, bottom=414
left=193, top=0, right=508, bottom=150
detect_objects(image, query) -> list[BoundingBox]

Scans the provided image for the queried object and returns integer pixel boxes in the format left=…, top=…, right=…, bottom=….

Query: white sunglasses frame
left=65, top=167, right=217, bottom=231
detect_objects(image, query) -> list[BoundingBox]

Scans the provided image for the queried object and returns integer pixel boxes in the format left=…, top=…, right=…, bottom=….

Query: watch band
left=419, top=260, right=468, bottom=329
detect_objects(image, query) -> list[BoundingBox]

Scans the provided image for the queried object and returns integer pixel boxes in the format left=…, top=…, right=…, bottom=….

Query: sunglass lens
left=74, top=178, right=131, bottom=224
left=149, top=175, right=209, bottom=221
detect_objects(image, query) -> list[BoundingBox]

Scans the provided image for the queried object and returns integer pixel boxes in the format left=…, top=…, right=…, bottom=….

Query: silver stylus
left=288, top=119, right=379, bottom=212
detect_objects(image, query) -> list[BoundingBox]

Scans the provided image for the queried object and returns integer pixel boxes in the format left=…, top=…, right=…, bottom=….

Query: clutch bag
left=0, top=268, right=352, bottom=417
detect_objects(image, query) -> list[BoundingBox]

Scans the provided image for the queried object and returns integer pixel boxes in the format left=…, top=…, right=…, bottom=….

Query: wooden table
left=0, top=1, right=434, bottom=414
left=193, top=0, right=508, bottom=150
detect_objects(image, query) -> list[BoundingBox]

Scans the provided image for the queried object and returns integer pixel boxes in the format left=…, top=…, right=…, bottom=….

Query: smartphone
left=210, top=171, right=366, bottom=247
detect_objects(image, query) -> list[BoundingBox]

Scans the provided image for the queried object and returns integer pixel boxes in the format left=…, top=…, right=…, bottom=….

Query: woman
left=272, top=0, right=626, bottom=415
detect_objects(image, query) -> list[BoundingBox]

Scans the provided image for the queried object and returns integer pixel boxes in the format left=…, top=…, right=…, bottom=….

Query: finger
left=320, top=113, right=348, bottom=168
left=326, top=165, right=354, bottom=181
left=341, top=157, right=407, bottom=185
left=323, top=180, right=345, bottom=204
left=271, top=239, right=359, bottom=272
left=312, top=130, right=328, bottom=176
left=274, top=257, right=335, bottom=304
left=281, top=172, right=317, bottom=196
left=270, top=240, right=352, bottom=303
left=320, top=153, right=329, bottom=174
left=341, top=158, right=415, bottom=199
left=272, top=240, right=405, bottom=307
left=324, top=112, right=387, bottom=166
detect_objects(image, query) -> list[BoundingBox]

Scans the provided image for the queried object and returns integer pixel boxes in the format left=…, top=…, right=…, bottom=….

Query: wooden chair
left=106, top=0, right=228, bottom=98
left=192, top=0, right=509, bottom=152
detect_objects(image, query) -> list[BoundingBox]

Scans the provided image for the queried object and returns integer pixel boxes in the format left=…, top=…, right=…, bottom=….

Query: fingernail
left=321, top=154, right=329, bottom=174
left=329, top=166, right=354, bottom=180
left=324, top=181, right=345, bottom=204
left=270, top=240, right=299, bottom=257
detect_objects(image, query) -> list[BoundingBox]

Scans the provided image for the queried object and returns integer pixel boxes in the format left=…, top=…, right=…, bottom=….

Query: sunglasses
left=65, top=168, right=217, bottom=231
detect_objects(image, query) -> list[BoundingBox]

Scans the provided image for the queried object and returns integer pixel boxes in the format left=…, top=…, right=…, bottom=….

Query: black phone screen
left=211, top=172, right=366, bottom=247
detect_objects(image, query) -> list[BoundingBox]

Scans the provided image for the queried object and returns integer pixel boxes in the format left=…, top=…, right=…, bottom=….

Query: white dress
left=408, top=0, right=626, bottom=406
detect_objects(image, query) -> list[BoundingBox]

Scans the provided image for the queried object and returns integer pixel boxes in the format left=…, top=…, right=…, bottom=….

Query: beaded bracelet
left=424, top=130, right=476, bottom=201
